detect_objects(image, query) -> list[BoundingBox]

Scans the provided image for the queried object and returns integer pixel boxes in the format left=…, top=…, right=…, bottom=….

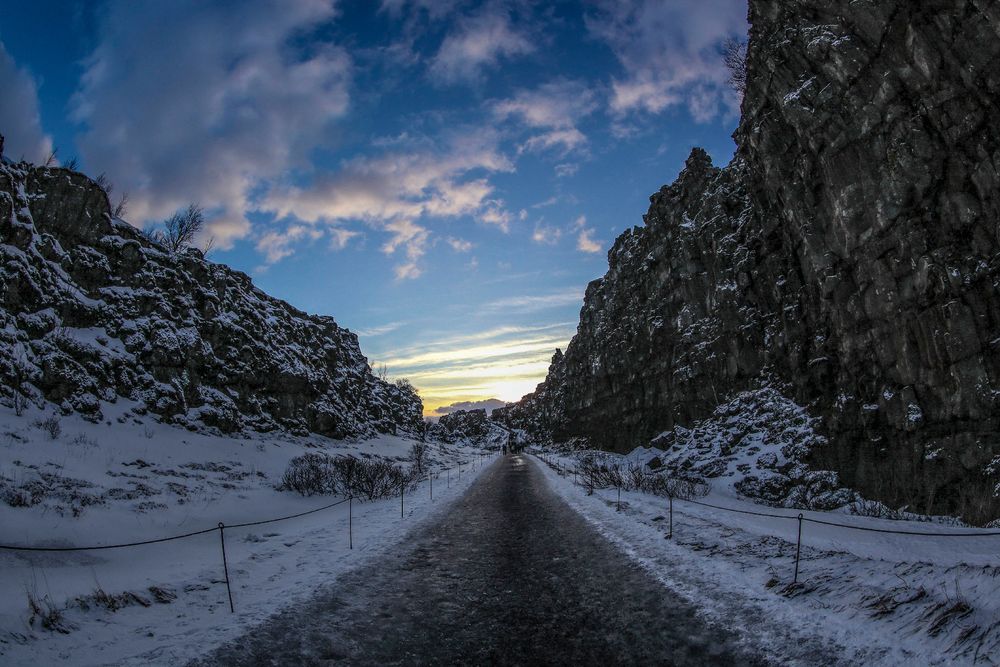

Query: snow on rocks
left=0, top=160, right=421, bottom=440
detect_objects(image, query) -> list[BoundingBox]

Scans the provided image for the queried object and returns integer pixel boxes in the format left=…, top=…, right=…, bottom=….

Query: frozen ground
left=533, top=449, right=1000, bottom=665
left=0, top=401, right=492, bottom=666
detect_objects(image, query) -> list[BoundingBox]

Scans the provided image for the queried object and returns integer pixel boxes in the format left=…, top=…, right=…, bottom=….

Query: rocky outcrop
left=0, top=162, right=423, bottom=439
left=429, top=408, right=511, bottom=448
left=512, top=0, right=1000, bottom=523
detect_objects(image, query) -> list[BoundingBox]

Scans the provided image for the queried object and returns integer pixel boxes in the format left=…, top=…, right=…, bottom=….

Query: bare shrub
left=410, top=442, right=428, bottom=474
left=850, top=498, right=906, bottom=521
left=27, top=591, right=69, bottom=633
left=279, top=453, right=416, bottom=500
left=69, top=434, right=97, bottom=449
left=142, top=203, right=208, bottom=254
left=576, top=456, right=709, bottom=500
left=95, top=172, right=113, bottom=196
left=34, top=416, right=62, bottom=440
left=111, top=192, right=129, bottom=218
left=723, top=37, right=748, bottom=93
left=279, top=453, right=330, bottom=496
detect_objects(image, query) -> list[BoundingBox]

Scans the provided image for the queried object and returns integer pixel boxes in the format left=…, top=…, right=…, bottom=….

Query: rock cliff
left=509, top=0, right=1000, bottom=522
left=0, top=161, right=423, bottom=439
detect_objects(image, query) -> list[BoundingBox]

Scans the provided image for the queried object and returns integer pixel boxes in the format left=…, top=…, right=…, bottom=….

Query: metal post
left=349, top=496, right=353, bottom=550
left=447, top=468, right=450, bottom=488
left=401, top=479, right=405, bottom=518
left=429, top=471, right=433, bottom=500
left=668, top=494, right=673, bottom=539
left=793, top=513, right=804, bottom=583
left=218, top=522, right=234, bottom=613
left=617, top=485, right=621, bottom=511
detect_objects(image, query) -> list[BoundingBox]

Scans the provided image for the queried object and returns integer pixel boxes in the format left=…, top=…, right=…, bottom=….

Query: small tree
left=394, top=378, right=415, bottom=393
left=95, top=173, right=113, bottom=196
left=162, top=204, right=205, bottom=253
left=111, top=192, right=129, bottom=219
left=143, top=204, right=206, bottom=253
left=723, top=37, right=748, bottom=93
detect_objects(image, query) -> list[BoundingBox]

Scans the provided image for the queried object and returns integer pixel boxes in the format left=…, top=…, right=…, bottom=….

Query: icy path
left=194, top=454, right=774, bottom=666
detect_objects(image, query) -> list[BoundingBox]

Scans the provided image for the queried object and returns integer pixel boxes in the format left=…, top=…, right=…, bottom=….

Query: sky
left=0, top=0, right=747, bottom=416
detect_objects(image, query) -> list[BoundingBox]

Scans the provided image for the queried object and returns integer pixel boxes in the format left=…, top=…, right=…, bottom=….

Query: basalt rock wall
left=0, top=161, right=423, bottom=439
left=510, top=0, right=1000, bottom=522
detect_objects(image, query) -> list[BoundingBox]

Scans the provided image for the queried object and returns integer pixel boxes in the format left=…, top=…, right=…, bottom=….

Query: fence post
left=447, top=468, right=450, bottom=488
left=793, top=513, right=804, bottom=583
left=617, top=484, right=621, bottom=511
left=218, top=522, right=234, bottom=613
left=401, top=479, right=405, bottom=518
left=429, top=471, right=433, bottom=500
left=668, top=494, right=673, bottom=539
left=349, top=496, right=353, bottom=550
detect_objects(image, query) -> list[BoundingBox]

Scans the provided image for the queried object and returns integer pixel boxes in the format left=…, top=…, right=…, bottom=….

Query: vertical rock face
left=512, top=0, right=1000, bottom=522
left=0, top=162, right=424, bottom=439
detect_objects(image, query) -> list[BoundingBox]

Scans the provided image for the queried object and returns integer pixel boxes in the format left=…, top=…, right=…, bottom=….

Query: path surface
left=194, top=455, right=769, bottom=666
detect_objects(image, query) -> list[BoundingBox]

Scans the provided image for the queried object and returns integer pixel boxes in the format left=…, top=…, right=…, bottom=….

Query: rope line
left=0, top=526, right=218, bottom=552
left=801, top=516, right=1000, bottom=537
left=543, top=453, right=1000, bottom=539
left=226, top=497, right=351, bottom=530
left=682, top=497, right=799, bottom=520
left=0, top=455, right=491, bottom=553
left=0, top=496, right=353, bottom=552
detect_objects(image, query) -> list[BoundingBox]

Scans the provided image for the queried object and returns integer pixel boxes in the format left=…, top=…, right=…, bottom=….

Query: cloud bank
left=73, top=0, right=349, bottom=247
left=0, top=42, right=53, bottom=164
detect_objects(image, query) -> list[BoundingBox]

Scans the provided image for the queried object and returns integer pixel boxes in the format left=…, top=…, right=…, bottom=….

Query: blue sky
left=0, top=0, right=747, bottom=414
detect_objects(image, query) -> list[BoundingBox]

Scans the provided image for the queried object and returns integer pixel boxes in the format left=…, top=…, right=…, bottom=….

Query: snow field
left=0, top=402, right=497, bottom=666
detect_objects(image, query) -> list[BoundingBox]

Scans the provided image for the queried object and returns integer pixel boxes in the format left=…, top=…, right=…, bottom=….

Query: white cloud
left=577, top=227, right=602, bottom=253
left=494, top=79, right=597, bottom=156
left=0, top=42, right=53, bottom=164
left=554, top=163, right=579, bottom=178
left=329, top=227, right=360, bottom=250
left=446, top=237, right=473, bottom=252
left=587, top=0, right=747, bottom=122
left=72, top=0, right=349, bottom=248
left=430, top=7, right=534, bottom=83
left=256, top=224, right=324, bottom=265
left=380, top=0, right=461, bottom=20
left=532, top=221, right=562, bottom=245
left=356, top=321, right=406, bottom=337
left=481, top=288, right=585, bottom=314
left=531, top=196, right=560, bottom=208
left=478, top=203, right=514, bottom=232
left=261, top=131, right=514, bottom=278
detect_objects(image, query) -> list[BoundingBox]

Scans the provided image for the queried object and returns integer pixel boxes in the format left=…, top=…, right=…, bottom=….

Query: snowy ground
left=533, top=449, right=1000, bottom=665
left=0, top=402, right=494, bottom=666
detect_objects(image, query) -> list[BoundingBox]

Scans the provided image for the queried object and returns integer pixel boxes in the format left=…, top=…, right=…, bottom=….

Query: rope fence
left=534, top=451, right=1000, bottom=584
left=0, top=450, right=500, bottom=611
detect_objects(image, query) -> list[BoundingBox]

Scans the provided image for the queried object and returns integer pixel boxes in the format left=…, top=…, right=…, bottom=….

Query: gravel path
left=194, top=455, right=769, bottom=666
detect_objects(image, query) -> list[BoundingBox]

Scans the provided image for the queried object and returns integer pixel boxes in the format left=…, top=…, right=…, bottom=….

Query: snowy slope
left=0, top=402, right=495, bottom=665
